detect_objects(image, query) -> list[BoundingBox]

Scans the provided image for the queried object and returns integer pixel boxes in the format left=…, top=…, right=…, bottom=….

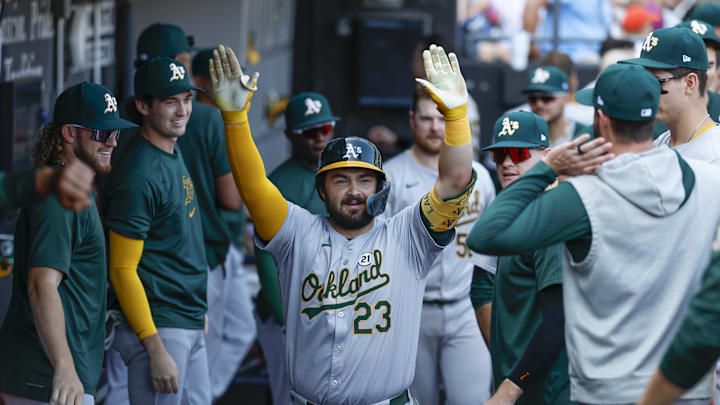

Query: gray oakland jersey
left=654, top=125, right=720, bottom=165
left=385, top=151, right=497, bottom=301
left=257, top=201, right=449, bottom=404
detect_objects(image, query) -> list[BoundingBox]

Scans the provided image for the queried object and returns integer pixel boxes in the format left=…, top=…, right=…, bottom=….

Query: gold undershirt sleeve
left=222, top=110, right=288, bottom=241
left=108, top=230, right=156, bottom=339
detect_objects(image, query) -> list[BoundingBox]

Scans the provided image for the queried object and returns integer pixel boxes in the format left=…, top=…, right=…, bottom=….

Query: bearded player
left=212, top=43, right=474, bottom=404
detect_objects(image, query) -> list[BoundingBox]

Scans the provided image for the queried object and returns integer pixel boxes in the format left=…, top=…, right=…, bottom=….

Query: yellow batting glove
left=210, top=45, right=260, bottom=118
left=415, top=44, right=468, bottom=121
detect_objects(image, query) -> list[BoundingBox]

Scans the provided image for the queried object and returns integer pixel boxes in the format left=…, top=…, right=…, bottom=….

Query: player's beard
left=326, top=194, right=373, bottom=230
left=73, top=138, right=110, bottom=175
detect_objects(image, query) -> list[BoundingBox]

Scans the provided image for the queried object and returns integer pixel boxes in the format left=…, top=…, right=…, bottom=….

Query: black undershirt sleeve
left=506, top=284, right=565, bottom=390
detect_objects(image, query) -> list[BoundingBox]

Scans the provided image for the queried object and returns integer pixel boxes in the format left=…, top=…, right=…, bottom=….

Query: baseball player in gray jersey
left=211, top=43, right=475, bottom=404
left=384, top=84, right=495, bottom=404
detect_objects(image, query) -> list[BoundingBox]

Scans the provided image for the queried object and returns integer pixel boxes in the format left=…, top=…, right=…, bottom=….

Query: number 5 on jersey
left=353, top=300, right=391, bottom=334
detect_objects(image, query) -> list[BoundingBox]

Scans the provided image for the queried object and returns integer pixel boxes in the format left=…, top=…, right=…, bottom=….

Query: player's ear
left=60, top=124, right=76, bottom=144
left=315, top=174, right=327, bottom=201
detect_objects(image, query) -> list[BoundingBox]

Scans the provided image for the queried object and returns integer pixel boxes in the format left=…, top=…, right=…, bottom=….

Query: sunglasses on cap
left=490, top=147, right=533, bottom=164
left=69, top=124, right=120, bottom=143
left=291, top=122, right=335, bottom=138
left=528, top=94, right=557, bottom=104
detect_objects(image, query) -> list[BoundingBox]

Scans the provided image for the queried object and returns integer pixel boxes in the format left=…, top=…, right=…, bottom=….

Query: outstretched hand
left=543, top=134, right=615, bottom=177
left=415, top=44, right=468, bottom=115
left=210, top=45, right=260, bottom=112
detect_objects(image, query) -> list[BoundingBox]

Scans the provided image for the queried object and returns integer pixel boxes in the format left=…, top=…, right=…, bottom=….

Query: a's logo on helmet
left=169, top=63, right=186, bottom=82
left=104, top=93, right=118, bottom=114
left=531, top=68, right=550, bottom=84
left=691, top=20, right=708, bottom=35
left=343, top=143, right=362, bottom=159
left=304, top=98, right=322, bottom=116
left=498, top=117, right=520, bottom=137
left=642, top=32, right=660, bottom=53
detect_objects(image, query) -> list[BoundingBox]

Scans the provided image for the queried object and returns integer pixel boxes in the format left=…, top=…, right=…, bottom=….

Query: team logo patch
left=169, top=63, right=186, bottom=82
left=691, top=20, right=708, bottom=35
left=182, top=176, right=195, bottom=206
left=358, top=252, right=372, bottom=266
left=304, top=98, right=322, bottom=116
left=104, top=93, right=118, bottom=114
left=343, top=143, right=362, bottom=159
left=498, top=117, right=520, bottom=137
left=642, top=32, right=660, bottom=53
left=531, top=68, right=550, bottom=84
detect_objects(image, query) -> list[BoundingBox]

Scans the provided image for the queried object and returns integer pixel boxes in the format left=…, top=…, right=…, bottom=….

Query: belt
left=295, top=389, right=410, bottom=405
left=423, top=297, right=463, bottom=306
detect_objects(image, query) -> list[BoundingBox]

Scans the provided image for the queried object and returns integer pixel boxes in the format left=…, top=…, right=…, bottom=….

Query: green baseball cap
left=676, top=20, right=720, bottom=49
left=285, top=92, right=340, bottom=131
left=522, top=66, right=569, bottom=94
left=575, top=64, right=660, bottom=121
left=688, top=3, right=720, bottom=27
left=134, top=57, right=203, bottom=98
left=191, top=48, right=213, bottom=78
left=53, top=82, right=138, bottom=130
left=136, top=23, right=199, bottom=66
left=483, top=111, right=550, bottom=150
left=620, top=27, right=708, bottom=70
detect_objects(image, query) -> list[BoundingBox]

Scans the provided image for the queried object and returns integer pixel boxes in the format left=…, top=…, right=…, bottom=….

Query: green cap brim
left=482, top=140, right=546, bottom=150
left=620, top=57, right=679, bottom=69
left=151, top=85, right=205, bottom=98
left=86, top=117, right=139, bottom=130
left=521, top=85, right=566, bottom=94
left=291, top=115, right=341, bottom=131
left=574, top=88, right=594, bottom=106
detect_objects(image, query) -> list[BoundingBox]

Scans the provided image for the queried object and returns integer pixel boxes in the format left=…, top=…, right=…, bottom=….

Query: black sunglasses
left=657, top=70, right=698, bottom=94
left=528, top=95, right=557, bottom=104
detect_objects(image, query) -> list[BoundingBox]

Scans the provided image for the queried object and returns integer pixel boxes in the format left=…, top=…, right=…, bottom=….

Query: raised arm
left=416, top=45, right=473, bottom=199
left=210, top=45, right=287, bottom=241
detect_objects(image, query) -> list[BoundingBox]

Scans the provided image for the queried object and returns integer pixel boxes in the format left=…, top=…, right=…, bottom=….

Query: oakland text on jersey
left=300, top=249, right=390, bottom=320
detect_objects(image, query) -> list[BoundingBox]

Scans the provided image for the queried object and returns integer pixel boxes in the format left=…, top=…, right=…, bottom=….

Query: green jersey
left=0, top=192, right=106, bottom=401
left=177, top=101, right=233, bottom=268
left=255, top=157, right=327, bottom=323
left=269, top=158, right=327, bottom=216
left=707, top=91, right=720, bottom=122
left=104, top=132, right=207, bottom=329
left=489, top=247, right=572, bottom=404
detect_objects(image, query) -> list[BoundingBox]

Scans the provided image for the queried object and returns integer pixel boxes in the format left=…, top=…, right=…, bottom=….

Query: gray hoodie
left=563, top=145, right=720, bottom=404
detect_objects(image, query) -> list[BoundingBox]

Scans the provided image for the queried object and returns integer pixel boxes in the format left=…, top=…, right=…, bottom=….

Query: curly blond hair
left=32, top=123, right=64, bottom=167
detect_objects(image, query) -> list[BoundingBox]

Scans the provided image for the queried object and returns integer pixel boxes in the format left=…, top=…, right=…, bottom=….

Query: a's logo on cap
left=304, top=98, right=322, bottom=116
left=683, top=54, right=692, bottom=63
left=642, top=32, right=660, bottom=53
left=104, top=93, right=118, bottom=114
left=169, top=63, right=186, bottom=82
left=498, top=117, right=520, bottom=137
left=691, top=20, right=708, bottom=35
left=343, top=143, right=362, bottom=159
left=531, top=68, right=550, bottom=84
left=641, top=108, right=652, bottom=117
